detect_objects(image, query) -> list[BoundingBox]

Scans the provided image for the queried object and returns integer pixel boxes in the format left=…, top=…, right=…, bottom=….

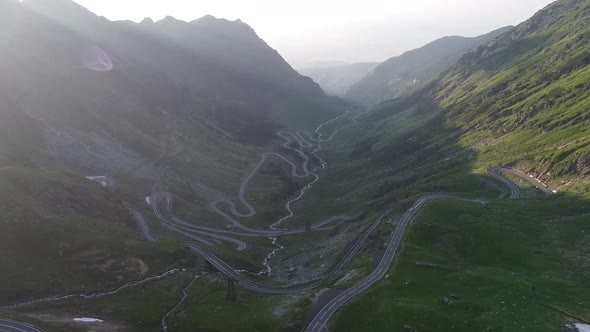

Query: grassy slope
left=0, top=2, right=351, bottom=330
left=305, top=0, right=590, bottom=215
left=0, top=167, right=193, bottom=305
left=436, top=0, right=590, bottom=188
left=4, top=1, right=590, bottom=331
left=345, top=27, right=513, bottom=106
left=304, top=0, right=590, bottom=330
left=332, top=0, right=590, bottom=203
left=332, top=197, right=590, bottom=331
left=15, top=270, right=311, bottom=332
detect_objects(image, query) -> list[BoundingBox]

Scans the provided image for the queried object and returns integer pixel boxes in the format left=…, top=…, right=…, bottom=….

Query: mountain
left=17, top=0, right=341, bottom=141
left=2, top=0, right=347, bottom=175
left=299, top=62, right=380, bottom=96
left=138, top=15, right=324, bottom=99
left=309, top=0, right=590, bottom=329
left=333, top=0, right=590, bottom=205
left=345, top=26, right=514, bottom=106
left=0, top=0, right=347, bottom=307
left=4, top=0, right=590, bottom=330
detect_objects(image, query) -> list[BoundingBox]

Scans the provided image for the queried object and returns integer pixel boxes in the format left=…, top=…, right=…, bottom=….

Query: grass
left=14, top=271, right=195, bottom=332
left=291, top=6, right=590, bottom=329
left=13, top=270, right=313, bottom=332
left=0, top=167, right=194, bottom=305
left=170, top=277, right=297, bottom=332
left=331, top=196, right=590, bottom=331
left=4, top=3, right=590, bottom=331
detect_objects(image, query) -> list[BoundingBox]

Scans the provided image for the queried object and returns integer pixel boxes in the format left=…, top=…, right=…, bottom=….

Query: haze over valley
left=1, top=0, right=590, bottom=331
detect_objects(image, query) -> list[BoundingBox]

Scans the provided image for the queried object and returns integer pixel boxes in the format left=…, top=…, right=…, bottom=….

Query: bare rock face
left=576, top=154, right=590, bottom=176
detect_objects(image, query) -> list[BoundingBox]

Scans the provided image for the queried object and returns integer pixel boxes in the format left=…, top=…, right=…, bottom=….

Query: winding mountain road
left=305, top=195, right=487, bottom=332
left=499, top=167, right=555, bottom=195
left=303, top=167, right=537, bottom=331
left=150, top=192, right=222, bottom=247
left=143, top=110, right=363, bottom=259
left=210, top=109, right=362, bottom=231
left=149, top=192, right=348, bottom=238
left=0, top=319, right=43, bottom=332
left=127, top=206, right=158, bottom=242
left=488, top=168, right=521, bottom=199
left=210, top=129, right=316, bottom=222
left=15, top=108, right=547, bottom=332
left=183, top=210, right=388, bottom=295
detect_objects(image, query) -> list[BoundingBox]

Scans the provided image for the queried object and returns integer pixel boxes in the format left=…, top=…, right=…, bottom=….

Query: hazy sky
left=73, top=0, right=556, bottom=68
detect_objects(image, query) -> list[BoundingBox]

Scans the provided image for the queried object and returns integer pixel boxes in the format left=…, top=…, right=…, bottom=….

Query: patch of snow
left=85, top=176, right=106, bottom=181
left=100, top=181, right=107, bottom=187
left=574, top=323, right=590, bottom=332
left=145, top=196, right=151, bottom=206
left=73, top=318, right=104, bottom=323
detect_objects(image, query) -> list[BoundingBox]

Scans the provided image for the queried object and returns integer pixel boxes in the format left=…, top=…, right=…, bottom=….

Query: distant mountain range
left=299, top=62, right=379, bottom=96
left=345, top=26, right=514, bottom=106
left=300, top=27, right=514, bottom=105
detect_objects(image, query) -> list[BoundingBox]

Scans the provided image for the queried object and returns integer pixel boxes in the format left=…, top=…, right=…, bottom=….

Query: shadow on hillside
left=316, top=85, right=590, bottom=330
left=335, top=83, right=590, bottom=215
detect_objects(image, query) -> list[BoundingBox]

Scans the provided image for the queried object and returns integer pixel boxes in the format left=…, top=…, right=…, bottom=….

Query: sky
left=73, top=0, right=556, bottom=68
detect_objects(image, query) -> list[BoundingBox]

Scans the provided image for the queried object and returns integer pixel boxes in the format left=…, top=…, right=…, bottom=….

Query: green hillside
left=437, top=0, right=590, bottom=187
left=0, top=0, right=347, bottom=320
left=329, top=0, right=589, bottom=203
left=345, top=27, right=513, bottom=106
left=2, top=0, right=589, bottom=331
left=307, top=0, right=590, bottom=330
left=0, top=167, right=192, bottom=306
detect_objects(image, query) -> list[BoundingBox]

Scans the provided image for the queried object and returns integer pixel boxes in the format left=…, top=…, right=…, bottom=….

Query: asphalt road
left=488, top=168, right=521, bottom=199
left=211, top=129, right=316, bottom=222
left=141, top=109, right=387, bottom=294
left=127, top=205, right=158, bottom=242
left=185, top=211, right=387, bottom=295
left=500, top=168, right=555, bottom=195
left=211, top=109, right=358, bottom=231
left=304, top=195, right=487, bottom=332
left=0, top=319, right=43, bottom=332
left=150, top=192, right=220, bottom=247
left=153, top=192, right=347, bottom=238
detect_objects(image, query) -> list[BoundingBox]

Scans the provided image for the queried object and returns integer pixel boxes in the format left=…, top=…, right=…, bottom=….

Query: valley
left=1, top=0, right=590, bottom=331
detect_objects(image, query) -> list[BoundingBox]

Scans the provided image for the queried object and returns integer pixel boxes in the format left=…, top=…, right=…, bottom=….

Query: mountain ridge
left=345, top=26, right=514, bottom=106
